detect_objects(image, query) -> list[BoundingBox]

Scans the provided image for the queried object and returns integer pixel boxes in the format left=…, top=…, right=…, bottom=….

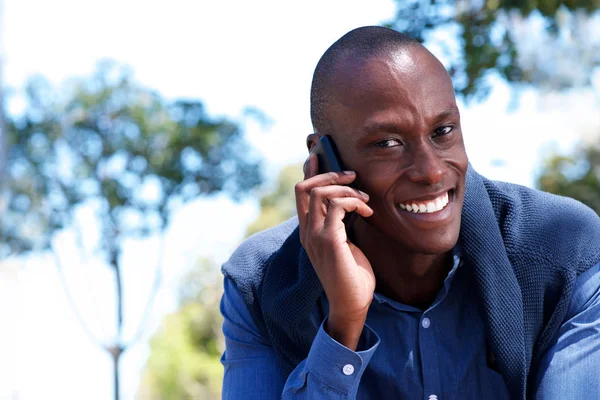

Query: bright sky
left=1, top=1, right=599, bottom=399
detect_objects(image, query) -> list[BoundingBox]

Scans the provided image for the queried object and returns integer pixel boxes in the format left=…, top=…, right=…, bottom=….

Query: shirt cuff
left=305, top=318, right=380, bottom=395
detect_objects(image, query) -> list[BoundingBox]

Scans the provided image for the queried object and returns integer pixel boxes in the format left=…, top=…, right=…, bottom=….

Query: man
left=220, top=26, right=600, bottom=399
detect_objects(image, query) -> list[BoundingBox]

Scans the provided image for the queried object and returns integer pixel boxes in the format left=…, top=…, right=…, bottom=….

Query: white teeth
left=426, top=202, right=436, bottom=213
left=398, top=191, right=451, bottom=214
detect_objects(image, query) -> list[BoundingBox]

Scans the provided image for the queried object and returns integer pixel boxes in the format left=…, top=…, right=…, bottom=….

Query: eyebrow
left=361, top=107, right=460, bottom=135
left=434, top=107, right=460, bottom=121
left=362, top=121, right=403, bottom=135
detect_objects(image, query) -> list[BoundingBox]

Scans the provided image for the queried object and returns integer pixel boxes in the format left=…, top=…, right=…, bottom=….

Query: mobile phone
left=311, top=135, right=358, bottom=230
left=313, top=135, right=347, bottom=175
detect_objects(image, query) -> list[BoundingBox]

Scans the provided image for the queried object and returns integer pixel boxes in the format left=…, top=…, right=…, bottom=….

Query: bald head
left=310, top=26, right=447, bottom=135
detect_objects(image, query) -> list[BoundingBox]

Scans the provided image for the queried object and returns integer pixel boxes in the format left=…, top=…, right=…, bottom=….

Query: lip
left=397, top=189, right=453, bottom=205
left=395, top=190, right=455, bottom=224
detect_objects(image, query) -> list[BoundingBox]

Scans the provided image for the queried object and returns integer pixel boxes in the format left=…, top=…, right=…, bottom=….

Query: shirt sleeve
left=532, top=262, right=600, bottom=399
left=220, top=277, right=380, bottom=399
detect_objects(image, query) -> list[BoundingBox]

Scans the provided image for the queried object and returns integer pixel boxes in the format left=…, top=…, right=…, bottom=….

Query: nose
left=406, top=144, right=445, bottom=186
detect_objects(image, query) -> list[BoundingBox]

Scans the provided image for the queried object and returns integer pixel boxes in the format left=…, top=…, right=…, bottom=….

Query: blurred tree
left=245, top=163, right=303, bottom=237
left=0, top=60, right=262, bottom=399
left=138, top=260, right=224, bottom=400
left=537, top=141, right=600, bottom=214
left=138, top=164, right=302, bottom=398
left=388, top=0, right=600, bottom=102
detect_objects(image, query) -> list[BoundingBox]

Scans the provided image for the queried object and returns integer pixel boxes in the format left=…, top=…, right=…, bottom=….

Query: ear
left=306, top=133, right=320, bottom=152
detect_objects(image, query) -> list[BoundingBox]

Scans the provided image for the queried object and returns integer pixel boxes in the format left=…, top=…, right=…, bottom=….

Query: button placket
left=419, top=313, right=440, bottom=400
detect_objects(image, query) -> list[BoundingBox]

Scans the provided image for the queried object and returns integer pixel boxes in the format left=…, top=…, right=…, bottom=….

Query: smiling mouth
left=397, top=191, right=452, bottom=214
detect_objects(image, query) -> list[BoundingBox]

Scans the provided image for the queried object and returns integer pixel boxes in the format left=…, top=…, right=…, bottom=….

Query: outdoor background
left=1, top=0, right=599, bottom=399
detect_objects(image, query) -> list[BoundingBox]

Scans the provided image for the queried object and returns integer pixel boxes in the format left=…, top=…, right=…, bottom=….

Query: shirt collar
left=372, top=244, right=463, bottom=312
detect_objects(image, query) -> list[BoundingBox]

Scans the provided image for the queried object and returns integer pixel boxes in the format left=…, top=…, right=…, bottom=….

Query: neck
left=352, top=217, right=453, bottom=310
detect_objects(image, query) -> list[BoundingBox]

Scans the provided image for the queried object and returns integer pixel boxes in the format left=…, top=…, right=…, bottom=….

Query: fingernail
left=343, top=171, right=355, bottom=175
left=358, top=190, right=368, bottom=197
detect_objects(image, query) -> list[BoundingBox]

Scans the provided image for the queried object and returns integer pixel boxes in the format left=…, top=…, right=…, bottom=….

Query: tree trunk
left=110, top=247, right=124, bottom=400
left=111, top=248, right=124, bottom=339
left=114, top=354, right=119, bottom=400
left=108, top=345, right=123, bottom=400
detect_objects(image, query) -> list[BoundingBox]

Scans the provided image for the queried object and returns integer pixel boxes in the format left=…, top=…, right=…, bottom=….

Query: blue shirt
left=221, top=259, right=600, bottom=399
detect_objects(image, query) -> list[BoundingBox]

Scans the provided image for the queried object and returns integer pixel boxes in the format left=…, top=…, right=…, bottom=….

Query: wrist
left=326, top=310, right=368, bottom=351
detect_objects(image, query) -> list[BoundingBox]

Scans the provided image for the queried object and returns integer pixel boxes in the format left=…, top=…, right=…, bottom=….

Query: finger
left=307, top=187, right=371, bottom=235
left=295, top=171, right=359, bottom=227
left=295, top=179, right=312, bottom=234
left=324, top=198, right=373, bottom=230
left=302, top=170, right=357, bottom=190
left=307, top=185, right=370, bottom=225
left=310, top=185, right=369, bottom=204
left=297, top=154, right=318, bottom=234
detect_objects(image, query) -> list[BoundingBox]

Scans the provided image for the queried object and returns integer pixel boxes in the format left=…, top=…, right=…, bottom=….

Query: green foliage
left=245, top=163, right=303, bottom=237
left=0, top=60, right=262, bottom=257
left=138, top=260, right=224, bottom=400
left=387, top=0, right=600, bottom=101
left=537, top=141, right=600, bottom=214
left=139, top=164, right=303, bottom=398
left=138, top=301, right=223, bottom=399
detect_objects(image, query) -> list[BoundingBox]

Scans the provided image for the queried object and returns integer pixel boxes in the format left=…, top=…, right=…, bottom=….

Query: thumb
left=303, top=153, right=318, bottom=180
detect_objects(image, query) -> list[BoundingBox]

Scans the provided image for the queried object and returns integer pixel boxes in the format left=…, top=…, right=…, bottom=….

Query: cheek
left=355, top=170, right=400, bottom=222
left=447, top=154, right=469, bottom=186
left=354, top=165, right=398, bottom=199
left=449, top=139, right=468, bottom=169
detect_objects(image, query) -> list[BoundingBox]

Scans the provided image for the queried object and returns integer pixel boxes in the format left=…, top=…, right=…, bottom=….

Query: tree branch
left=126, top=233, right=165, bottom=347
left=52, top=247, right=105, bottom=350
left=73, top=219, right=106, bottom=336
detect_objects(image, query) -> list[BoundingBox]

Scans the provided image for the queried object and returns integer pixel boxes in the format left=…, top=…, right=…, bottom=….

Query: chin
left=400, top=230, right=459, bottom=255
left=389, top=188, right=464, bottom=255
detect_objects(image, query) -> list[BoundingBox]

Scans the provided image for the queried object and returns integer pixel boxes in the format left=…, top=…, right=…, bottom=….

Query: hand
left=295, top=153, right=376, bottom=350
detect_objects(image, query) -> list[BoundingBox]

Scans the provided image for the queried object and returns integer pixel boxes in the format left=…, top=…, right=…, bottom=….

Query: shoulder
left=484, top=178, right=600, bottom=269
left=222, top=217, right=300, bottom=291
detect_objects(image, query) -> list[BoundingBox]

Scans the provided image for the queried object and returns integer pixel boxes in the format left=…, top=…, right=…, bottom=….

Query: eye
left=374, top=139, right=402, bottom=148
left=433, top=126, right=453, bottom=137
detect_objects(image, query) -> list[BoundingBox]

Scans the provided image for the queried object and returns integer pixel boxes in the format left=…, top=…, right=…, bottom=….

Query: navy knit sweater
left=222, top=166, right=600, bottom=399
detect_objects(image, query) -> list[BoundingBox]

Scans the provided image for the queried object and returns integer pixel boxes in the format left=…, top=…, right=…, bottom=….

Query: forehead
left=327, top=47, right=457, bottom=130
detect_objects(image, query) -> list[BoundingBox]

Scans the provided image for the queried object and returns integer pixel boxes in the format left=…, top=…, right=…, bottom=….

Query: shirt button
left=422, top=317, right=431, bottom=329
left=342, top=364, right=355, bottom=376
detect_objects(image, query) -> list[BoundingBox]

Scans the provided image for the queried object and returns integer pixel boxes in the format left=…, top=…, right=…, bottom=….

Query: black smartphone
left=311, top=135, right=358, bottom=230
left=313, top=135, right=347, bottom=175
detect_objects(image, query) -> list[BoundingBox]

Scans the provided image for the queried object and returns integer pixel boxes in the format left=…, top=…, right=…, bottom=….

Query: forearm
left=222, top=278, right=379, bottom=399
left=326, top=310, right=368, bottom=351
left=532, top=263, right=600, bottom=398
left=223, top=322, right=379, bottom=399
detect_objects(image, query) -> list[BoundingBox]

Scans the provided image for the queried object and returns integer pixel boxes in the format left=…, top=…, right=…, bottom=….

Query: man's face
left=323, top=47, right=468, bottom=255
